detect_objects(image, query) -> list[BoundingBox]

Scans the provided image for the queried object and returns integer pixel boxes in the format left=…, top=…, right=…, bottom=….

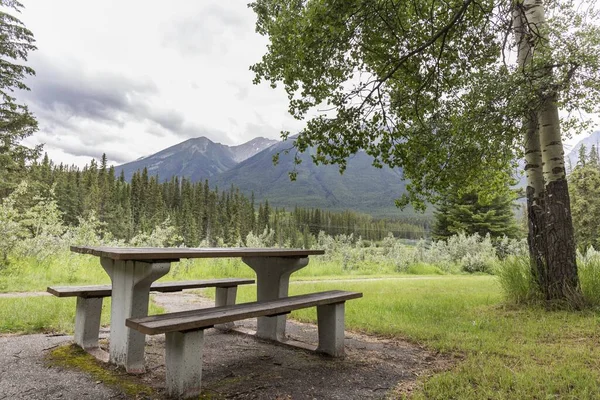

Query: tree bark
left=514, top=0, right=580, bottom=303
left=524, top=115, right=546, bottom=291
left=513, top=1, right=546, bottom=290
left=538, top=96, right=579, bottom=301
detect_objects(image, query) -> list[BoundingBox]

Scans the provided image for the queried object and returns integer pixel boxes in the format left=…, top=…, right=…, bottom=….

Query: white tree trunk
left=513, top=0, right=546, bottom=288
left=514, top=0, right=579, bottom=301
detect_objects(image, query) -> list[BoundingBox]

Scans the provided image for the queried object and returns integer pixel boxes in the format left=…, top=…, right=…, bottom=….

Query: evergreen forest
left=17, top=153, right=428, bottom=250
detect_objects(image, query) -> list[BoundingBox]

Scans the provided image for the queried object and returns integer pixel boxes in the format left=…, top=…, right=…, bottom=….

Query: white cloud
left=15, top=0, right=299, bottom=167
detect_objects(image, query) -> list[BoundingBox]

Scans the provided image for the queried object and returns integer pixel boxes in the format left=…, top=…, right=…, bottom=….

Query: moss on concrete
left=47, top=344, right=155, bottom=398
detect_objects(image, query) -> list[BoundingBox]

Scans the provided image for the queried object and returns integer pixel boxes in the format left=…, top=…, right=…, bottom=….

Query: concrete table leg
left=242, top=256, right=308, bottom=341
left=165, top=330, right=205, bottom=399
left=214, top=286, right=237, bottom=330
left=316, top=302, right=346, bottom=357
left=74, top=297, right=103, bottom=350
left=100, top=258, right=170, bottom=373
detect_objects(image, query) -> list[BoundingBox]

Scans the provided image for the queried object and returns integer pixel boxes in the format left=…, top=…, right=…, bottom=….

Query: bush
left=416, top=233, right=499, bottom=274
left=461, top=252, right=498, bottom=274
left=494, top=236, right=528, bottom=259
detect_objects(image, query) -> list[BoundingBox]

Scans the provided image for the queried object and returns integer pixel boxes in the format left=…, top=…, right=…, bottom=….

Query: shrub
left=416, top=233, right=500, bottom=274
left=461, top=252, right=498, bottom=274
left=494, top=236, right=528, bottom=260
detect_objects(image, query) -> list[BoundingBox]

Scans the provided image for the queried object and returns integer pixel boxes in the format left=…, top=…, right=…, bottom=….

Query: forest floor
left=0, top=291, right=454, bottom=399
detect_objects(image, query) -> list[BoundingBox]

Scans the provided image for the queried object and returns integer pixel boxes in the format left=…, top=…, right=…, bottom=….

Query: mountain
left=229, top=137, right=278, bottom=163
left=566, top=130, right=600, bottom=168
left=115, top=135, right=418, bottom=218
left=212, top=138, right=413, bottom=218
left=115, top=137, right=277, bottom=181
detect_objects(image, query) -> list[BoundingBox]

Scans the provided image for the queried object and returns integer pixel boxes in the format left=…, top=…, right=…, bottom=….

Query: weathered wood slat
left=70, top=246, right=325, bottom=261
left=47, top=278, right=255, bottom=298
left=126, top=290, right=363, bottom=335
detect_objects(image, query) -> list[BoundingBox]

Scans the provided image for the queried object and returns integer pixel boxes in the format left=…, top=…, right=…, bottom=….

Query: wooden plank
left=47, top=285, right=112, bottom=298
left=70, top=246, right=325, bottom=261
left=47, top=278, right=256, bottom=298
left=126, top=290, right=363, bottom=335
left=151, top=278, right=255, bottom=291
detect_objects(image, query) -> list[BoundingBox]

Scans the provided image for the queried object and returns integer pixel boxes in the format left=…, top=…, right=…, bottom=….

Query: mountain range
left=115, top=131, right=599, bottom=218
left=115, top=136, right=412, bottom=218
left=116, top=137, right=277, bottom=182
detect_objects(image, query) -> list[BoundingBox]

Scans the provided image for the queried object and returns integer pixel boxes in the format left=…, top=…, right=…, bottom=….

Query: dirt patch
left=130, top=291, right=455, bottom=399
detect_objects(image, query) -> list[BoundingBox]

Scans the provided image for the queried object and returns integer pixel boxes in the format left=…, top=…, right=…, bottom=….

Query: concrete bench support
left=241, top=256, right=308, bottom=341
left=127, top=290, right=362, bottom=399
left=48, top=277, right=254, bottom=366
left=101, top=258, right=171, bottom=373
left=316, top=302, right=345, bottom=357
left=74, top=297, right=103, bottom=350
left=165, top=330, right=205, bottom=399
left=214, top=286, right=237, bottom=330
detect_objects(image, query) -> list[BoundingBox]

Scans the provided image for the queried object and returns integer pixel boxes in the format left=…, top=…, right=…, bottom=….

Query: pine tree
left=433, top=191, right=520, bottom=240
left=570, top=146, right=600, bottom=251
left=589, top=145, right=599, bottom=167
left=0, top=0, right=40, bottom=198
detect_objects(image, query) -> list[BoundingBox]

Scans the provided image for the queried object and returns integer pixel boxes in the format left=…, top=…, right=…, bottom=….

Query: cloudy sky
left=15, top=0, right=303, bottom=167
left=13, top=0, right=593, bottom=168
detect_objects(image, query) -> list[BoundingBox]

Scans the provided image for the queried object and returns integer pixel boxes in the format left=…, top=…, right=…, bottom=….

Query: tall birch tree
left=250, top=0, right=600, bottom=303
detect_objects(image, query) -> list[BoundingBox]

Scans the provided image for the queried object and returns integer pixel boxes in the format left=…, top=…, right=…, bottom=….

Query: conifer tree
left=0, top=0, right=40, bottom=198
left=570, top=146, right=600, bottom=250
left=433, top=191, right=520, bottom=241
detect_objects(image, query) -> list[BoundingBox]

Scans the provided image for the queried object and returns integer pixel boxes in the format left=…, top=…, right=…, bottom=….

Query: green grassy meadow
left=2, top=257, right=600, bottom=398
left=236, top=277, right=600, bottom=399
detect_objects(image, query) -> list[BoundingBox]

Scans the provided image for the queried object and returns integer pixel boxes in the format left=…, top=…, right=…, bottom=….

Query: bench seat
left=47, top=278, right=255, bottom=350
left=127, top=290, right=362, bottom=399
left=47, top=278, right=255, bottom=298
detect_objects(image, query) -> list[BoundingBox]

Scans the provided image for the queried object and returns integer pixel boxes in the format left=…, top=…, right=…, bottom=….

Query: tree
left=569, top=147, right=600, bottom=251
left=250, top=0, right=600, bottom=303
left=433, top=190, right=520, bottom=241
left=0, top=0, right=39, bottom=198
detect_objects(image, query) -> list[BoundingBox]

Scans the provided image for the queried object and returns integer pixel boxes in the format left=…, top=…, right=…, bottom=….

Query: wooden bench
left=47, top=278, right=255, bottom=350
left=127, top=290, right=362, bottom=399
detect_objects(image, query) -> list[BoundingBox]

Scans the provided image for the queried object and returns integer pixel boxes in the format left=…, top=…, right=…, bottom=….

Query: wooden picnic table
left=70, top=246, right=325, bottom=373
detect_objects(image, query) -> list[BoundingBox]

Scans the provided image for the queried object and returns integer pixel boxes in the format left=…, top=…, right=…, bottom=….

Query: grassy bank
left=233, top=276, right=600, bottom=399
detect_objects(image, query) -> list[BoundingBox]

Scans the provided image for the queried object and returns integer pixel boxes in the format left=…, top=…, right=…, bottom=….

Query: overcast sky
left=14, top=0, right=594, bottom=168
left=15, top=0, right=304, bottom=167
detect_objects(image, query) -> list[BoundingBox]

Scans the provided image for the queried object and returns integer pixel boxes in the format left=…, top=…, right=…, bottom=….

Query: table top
left=70, top=246, right=325, bottom=261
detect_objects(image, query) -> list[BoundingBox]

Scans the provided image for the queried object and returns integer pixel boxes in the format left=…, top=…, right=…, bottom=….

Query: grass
left=232, top=276, right=600, bottom=399
left=0, top=253, right=439, bottom=293
left=4, top=254, right=600, bottom=398
left=0, top=296, right=163, bottom=334
left=0, top=254, right=110, bottom=292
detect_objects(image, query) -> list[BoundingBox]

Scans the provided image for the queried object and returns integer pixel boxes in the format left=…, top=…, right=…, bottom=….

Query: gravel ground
left=0, top=291, right=454, bottom=399
left=0, top=334, right=125, bottom=399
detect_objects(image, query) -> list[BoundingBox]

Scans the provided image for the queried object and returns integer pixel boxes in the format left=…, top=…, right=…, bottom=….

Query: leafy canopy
left=250, top=0, right=600, bottom=209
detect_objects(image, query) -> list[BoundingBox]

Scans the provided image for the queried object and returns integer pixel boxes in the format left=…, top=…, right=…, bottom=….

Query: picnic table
left=70, top=246, right=325, bottom=373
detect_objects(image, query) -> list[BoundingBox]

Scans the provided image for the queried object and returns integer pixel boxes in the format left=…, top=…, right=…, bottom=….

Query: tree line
left=17, top=153, right=427, bottom=248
